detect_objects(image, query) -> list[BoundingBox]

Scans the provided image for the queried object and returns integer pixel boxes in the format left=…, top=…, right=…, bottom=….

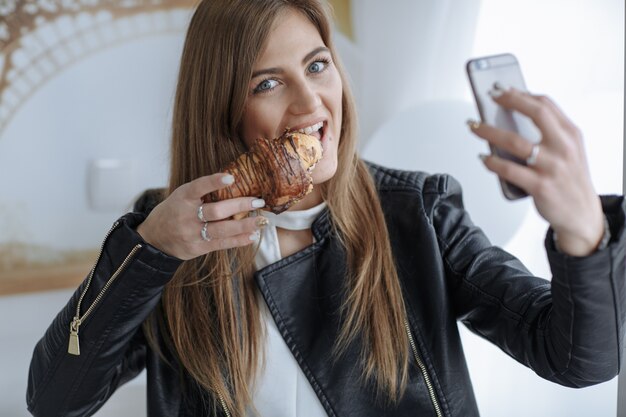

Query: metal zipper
left=404, top=319, right=443, bottom=417
left=217, top=392, right=231, bottom=417
left=68, top=221, right=143, bottom=356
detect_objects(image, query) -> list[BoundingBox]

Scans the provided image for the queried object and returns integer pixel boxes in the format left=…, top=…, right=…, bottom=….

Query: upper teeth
left=296, top=121, right=323, bottom=135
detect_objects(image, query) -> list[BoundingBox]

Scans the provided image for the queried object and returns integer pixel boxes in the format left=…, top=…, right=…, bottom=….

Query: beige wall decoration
left=328, top=0, right=352, bottom=40
left=0, top=0, right=197, bottom=136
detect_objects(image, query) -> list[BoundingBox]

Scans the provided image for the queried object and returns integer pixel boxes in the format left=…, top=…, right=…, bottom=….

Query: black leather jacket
left=27, top=163, right=626, bottom=417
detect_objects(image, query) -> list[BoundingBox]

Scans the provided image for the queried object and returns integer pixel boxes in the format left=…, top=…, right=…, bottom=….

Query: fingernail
left=466, top=119, right=481, bottom=130
left=478, top=153, right=489, bottom=162
left=249, top=230, right=261, bottom=241
left=488, top=82, right=508, bottom=98
left=256, top=217, right=269, bottom=228
left=251, top=199, right=266, bottom=208
left=488, top=88, right=504, bottom=99
left=221, top=174, right=235, bottom=185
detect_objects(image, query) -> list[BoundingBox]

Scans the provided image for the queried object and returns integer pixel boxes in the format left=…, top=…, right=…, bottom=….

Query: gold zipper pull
left=66, top=238, right=142, bottom=358
left=68, top=317, right=81, bottom=356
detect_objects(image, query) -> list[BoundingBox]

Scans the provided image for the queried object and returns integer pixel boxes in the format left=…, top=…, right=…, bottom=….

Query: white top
left=247, top=202, right=328, bottom=417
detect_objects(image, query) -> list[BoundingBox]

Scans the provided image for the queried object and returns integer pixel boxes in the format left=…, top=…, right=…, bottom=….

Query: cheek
left=241, top=100, right=284, bottom=144
left=240, top=105, right=266, bottom=148
left=329, top=77, right=343, bottom=137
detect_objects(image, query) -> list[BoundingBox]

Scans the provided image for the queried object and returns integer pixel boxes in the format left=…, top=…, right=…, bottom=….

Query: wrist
left=136, top=222, right=152, bottom=246
left=553, top=215, right=610, bottom=256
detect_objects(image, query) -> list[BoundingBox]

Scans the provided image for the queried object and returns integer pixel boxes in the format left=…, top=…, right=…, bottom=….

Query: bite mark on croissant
left=206, top=132, right=323, bottom=214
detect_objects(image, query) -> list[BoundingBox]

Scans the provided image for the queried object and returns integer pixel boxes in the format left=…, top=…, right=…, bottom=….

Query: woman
left=27, top=0, right=624, bottom=416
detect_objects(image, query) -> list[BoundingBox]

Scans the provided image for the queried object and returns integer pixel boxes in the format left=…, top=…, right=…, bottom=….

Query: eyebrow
left=251, top=46, right=330, bottom=79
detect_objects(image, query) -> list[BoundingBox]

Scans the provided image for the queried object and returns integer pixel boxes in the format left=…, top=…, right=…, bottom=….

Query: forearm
left=442, top=178, right=626, bottom=386
left=537, top=195, right=626, bottom=385
left=27, top=213, right=182, bottom=417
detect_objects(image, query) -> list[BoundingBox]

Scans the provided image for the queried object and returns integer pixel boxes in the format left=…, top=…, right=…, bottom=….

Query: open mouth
left=292, top=121, right=325, bottom=143
left=287, top=122, right=325, bottom=172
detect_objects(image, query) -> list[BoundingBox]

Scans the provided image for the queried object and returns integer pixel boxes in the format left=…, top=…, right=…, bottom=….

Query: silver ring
left=200, top=222, right=211, bottom=242
left=526, top=144, right=540, bottom=166
left=197, top=204, right=207, bottom=222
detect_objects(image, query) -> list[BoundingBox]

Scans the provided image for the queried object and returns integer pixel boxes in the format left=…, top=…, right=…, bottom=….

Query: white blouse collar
left=260, top=201, right=327, bottom=231
left=254, top=201, right=327, bottom=271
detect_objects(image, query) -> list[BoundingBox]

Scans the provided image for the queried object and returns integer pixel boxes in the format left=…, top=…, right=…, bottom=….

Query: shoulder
left=364, top=159, right=461, bottom=198
left=133, top=188, right=166, bottom=215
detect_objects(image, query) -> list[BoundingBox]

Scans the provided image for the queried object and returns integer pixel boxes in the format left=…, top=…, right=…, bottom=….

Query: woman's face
left=240, top=8, right=343, bottom=188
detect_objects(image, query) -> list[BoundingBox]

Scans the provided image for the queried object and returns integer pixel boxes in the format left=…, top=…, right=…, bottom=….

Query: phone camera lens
left=477, top=59, right=489, bottom=70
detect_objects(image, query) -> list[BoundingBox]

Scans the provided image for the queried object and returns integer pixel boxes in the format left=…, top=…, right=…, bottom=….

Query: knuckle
left=533, top=105, right=552, bottom=126
left=217, top=237, right=231, bottom=250
left=203, top=204, right=223, bottom=220
left=528, top=181, right=541, bottom=197
left=513, top=137, right=529, bottom=155
left=542, top=156, right=559, bottom=175
left=569, top=124, right=583, bottom=142
left=498, top=162, right=513, bottom=179
left=546, top=158, right=565, bottom=177
left=212, top=223, right=228, bottom=239
left=533, top=181, right=551, bottom=199
left=492, top=129, right=507, bottom=143
left=560, top=141, right=577, bottom=162
left=536, top=94, right=552, bottom=106
left=246, top=216, right=261, bottom=230
left=231, top=220, right=247, bottom=236
left=493, top=131, right=509, bottom=147
left=208, top=224, right=220, bottom=239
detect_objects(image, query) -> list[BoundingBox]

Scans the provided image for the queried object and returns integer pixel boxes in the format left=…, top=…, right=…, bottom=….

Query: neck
left=287, top=186, right=323, bottom=211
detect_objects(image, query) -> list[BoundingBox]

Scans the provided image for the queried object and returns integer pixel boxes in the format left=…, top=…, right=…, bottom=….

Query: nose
left=289, top=79, right=322, bottom=115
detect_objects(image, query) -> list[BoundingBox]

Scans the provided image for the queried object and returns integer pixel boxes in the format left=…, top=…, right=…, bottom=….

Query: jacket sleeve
left=26, top=211, right=182, bottom=417
left=427, top=174, right=626, bottom=388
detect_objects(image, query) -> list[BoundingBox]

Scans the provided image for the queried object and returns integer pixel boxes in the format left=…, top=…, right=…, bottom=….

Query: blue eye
left=254, top=78, right=279, bottom=94
left=308, top=60, right=327, bottom=73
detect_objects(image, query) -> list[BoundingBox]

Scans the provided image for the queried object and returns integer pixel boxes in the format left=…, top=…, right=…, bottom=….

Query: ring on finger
left=200, top=222, right=212, bottom=242
left=197, top=204, right=207, bottom=222
left=526, top=144, right=540, bottom=166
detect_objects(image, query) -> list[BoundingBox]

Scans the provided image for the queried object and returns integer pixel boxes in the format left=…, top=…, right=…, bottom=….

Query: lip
left=286, top=117, right=327, bottom=133
left=319, top=121, right=328, bottom=145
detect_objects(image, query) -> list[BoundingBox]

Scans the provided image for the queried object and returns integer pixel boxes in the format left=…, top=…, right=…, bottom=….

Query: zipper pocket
left=404, top=319, right=443, bottom=417
left=68, top=221, right=143, bottom=356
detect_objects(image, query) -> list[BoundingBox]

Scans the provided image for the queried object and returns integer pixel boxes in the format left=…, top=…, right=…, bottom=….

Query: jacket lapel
left=254, top=211, right=438, bottom=416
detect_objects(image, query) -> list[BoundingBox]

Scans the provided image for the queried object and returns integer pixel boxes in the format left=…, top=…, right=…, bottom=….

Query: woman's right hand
left=136, top=173, right=267, bottom=260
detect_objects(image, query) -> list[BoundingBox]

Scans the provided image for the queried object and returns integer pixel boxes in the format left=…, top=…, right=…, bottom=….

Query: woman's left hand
left=468, top=85, right=605, bottom=257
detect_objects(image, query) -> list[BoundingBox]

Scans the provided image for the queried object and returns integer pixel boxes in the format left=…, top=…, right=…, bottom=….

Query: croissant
left=206, top=132, right=323, bottom=214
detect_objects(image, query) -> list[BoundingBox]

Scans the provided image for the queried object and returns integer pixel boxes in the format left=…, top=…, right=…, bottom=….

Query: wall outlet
left=87, top=159, right=137, bottom=212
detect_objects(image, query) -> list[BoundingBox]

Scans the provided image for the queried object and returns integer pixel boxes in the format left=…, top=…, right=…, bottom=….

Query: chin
left=311, top=158, right=338, bottom=185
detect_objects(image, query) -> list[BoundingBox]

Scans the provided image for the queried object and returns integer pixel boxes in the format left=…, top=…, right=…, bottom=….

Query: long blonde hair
left=144, top=1, right=410, bottom=415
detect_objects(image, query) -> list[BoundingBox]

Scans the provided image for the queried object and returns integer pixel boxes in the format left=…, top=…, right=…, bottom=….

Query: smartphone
left=466, top=53, right=541, bottom=200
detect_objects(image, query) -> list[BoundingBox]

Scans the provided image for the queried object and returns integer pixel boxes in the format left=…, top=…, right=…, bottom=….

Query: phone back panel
left=467, top=53, right=541, bottom=145
left=467, top=53, right=541, bottom=199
